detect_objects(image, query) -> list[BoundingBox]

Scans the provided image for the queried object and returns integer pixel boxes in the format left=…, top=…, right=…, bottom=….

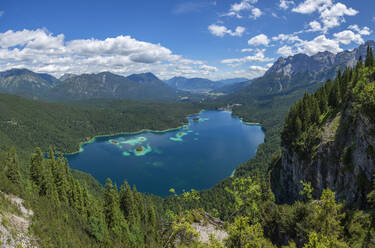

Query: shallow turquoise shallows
left=66, top=111, right=264, bottom=197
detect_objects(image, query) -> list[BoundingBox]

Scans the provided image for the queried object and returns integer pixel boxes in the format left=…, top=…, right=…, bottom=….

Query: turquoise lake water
left=66, top=110, right=264, bottom=197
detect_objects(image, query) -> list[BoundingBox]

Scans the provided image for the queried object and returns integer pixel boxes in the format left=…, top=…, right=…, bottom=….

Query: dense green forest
left=1, top=50, right=375, bottom=247
left=0, top=95, right=202, bottom=155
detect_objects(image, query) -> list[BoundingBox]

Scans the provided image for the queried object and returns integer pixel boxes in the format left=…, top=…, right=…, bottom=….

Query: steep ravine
left=271, top=103, right=375, bottom=208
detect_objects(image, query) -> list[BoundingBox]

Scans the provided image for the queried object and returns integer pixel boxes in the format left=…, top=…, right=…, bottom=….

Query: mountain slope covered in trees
left=272, top=47, right=375, bottom=208
left=0, top=70, right=186, bottom=102
left=0, top=68, right=59, bottom=98
left=0, top=94, right=202, bottom=156
left=0, top=46, right=375, bottom=248
left=48, top=72, right=183, bottom=101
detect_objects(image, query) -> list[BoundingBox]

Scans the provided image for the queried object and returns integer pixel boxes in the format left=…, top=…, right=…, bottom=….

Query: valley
left=1, top=2, right=375, bottom=246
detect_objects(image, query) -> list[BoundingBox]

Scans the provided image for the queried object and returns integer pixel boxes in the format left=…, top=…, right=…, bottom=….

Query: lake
left=66, top=110, right=264, bottom=197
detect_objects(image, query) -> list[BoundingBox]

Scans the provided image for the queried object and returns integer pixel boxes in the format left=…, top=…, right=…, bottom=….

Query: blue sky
left=1, top=0, right=375, bottom=80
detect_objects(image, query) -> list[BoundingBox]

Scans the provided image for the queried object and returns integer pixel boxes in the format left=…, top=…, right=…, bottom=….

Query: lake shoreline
left=67, top=109, right=207, bottom=155
left=66, top=110, right=265, bottom=197
left=67, top=109, right=263, bottom=161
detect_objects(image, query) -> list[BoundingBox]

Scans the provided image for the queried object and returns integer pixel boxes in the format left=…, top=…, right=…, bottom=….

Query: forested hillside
left=272, top=48, right=375, bottom=208
left=0, top=70, right=187, bottom=102
left=0, top=94, right=202, bottom=163
left=1, top=49, right=375, bottom=247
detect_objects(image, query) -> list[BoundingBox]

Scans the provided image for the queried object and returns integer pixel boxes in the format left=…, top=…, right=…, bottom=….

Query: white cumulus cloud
left=241, top=48, right=254, bottom=52
left=277, top=45, right=295, bottom=57
left=292, top=0, right=358, bottom=32
left=333, top=30, right=363, bottom=45
left=248, top=34, right=270, bottom=46
left=221, top=49, right=273, bottom=66
left=272, top=33, right=301, bottom=43
left=0, top=28, right=219, bottom=79
left=250, top=8, right=262, bottom=19
left=296, top=35, right=342, bottom=56
left=279, top=0, right=295, bottom=10
left=224, top=0, right=262, bottom=19
left=348, top=25, right=372, bottom=36
left=208, top=24, right=245, bottom=37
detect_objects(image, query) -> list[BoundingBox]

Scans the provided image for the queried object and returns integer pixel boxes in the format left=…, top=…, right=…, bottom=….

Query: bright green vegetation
left=0, top=50, right=375, bottom=247
left=1, top=147, right=160, bottom=247
left=282, top=47, right=375, bottom=160
left=161, top=48, right=375, bottom=247
left=0, top=95, right=201, bottom=156
left=4, top=144, right=374, bottom=247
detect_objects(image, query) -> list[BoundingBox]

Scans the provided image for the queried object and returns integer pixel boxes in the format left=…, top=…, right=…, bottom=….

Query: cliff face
left=266, top=40, right=375, bottom=78
left=272, top=104, right=375, bottom=208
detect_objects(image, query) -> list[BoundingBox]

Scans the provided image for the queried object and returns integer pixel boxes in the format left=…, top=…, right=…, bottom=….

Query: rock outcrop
left=0, top=192, right=37, bottom=248
left=271, top=103, right=375, bottom=208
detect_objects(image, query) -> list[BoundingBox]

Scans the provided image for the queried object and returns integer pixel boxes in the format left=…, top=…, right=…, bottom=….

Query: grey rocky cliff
left=266, top=40, right=375, bottom=78
left=271, top=104, right=375, bottom=208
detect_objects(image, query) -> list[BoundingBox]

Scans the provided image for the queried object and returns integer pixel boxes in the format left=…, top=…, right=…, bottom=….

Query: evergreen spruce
left=365, top=46, right=375, bottom=68
left=5, top=147, right=21, bottom=185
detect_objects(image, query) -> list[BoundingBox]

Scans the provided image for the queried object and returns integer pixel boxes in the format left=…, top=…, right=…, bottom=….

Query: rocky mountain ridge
left=267, top=40, right=375, bottom=77
left=0, top=69, right=182, bottom=101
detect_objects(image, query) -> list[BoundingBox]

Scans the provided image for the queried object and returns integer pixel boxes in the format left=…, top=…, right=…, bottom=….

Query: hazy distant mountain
left=48, top=72, right=180, bottom=101
left=165, top=77, right=224, bottom=92
left=60, top=73, right=77, bottom=81
left=217, top=78, right=249, bottom=85
left=0, top=68, right=59, bottom=98
left=213, top=80, right=254, bottom=94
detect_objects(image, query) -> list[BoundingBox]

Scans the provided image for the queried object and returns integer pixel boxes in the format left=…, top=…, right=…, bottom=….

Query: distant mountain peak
left=266, top=40, right=375, bottom=77
left=127, top=72, right=160, bottom=83
left=60, top=73, right=77, bottom=81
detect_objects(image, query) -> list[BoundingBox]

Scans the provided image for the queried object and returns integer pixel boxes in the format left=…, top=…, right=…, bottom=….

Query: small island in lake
left=193, top=117, right=200, bottom=121
left=109, top=139, right=119, bottom=144
left=136, top=146, right=144, bottom=152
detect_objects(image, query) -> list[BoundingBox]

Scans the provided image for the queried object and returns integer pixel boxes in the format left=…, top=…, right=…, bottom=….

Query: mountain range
left=221, top=40, right=375, bottom=104
left=1, top=41, right=374, bottom=103
left=0, top=68, right=59, bottom=98
left=0, top=69, right=185, bottom=101
left=165, top=76, right=249, bottom=93
left=49, top=72, right=182, bottom=101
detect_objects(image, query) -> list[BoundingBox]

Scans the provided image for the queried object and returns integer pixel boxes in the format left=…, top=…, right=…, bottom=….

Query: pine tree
left=133, top=185, right=144, bottom=223
left=365, top=46, right=375, bottom=68
left=119, top=180, right=137, bottom=224
left=54, top=155, right=69, bottom=204
left=316, top=87, right=328, bottom=114
left=295, top=116, right=303, bottom=137
left=5, top=147, right=21, bottom=185
left=302, top=94, right=312, bottom=130
left=30, top=147, right=44, bottom=188
left=104, top=178, right=130, bottom=243
left=45, top=164, right=60, bottom=206
left=104, top=179, right=122, bottom=227
left=328, top=81, right=340, bottom=108
left=82, top=182, right=90, bottom=218
left=71, top=179, right=84, bottom=213
left=311, top=97, right=321, bottom=124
